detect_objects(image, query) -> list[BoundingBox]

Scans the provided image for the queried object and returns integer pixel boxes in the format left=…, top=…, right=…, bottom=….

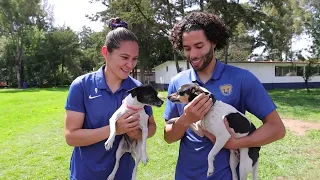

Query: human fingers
left=188, top=93, right=206, bottom=108
left=128, top=124, right=140, bottom=132
left=126, top=117, right=140, bottom=129
left=121, top=111, right=138, bottom=119
left=198, top=96, right=212, bottom=118
left=193, top=94, right=210, bottom=111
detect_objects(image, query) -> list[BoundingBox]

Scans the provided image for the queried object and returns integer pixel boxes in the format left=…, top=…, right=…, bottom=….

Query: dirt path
left=282, top=119, right=320, bottom=136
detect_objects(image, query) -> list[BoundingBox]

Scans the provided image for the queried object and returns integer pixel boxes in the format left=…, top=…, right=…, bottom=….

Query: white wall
left=155, top=61, right=188, bottom=84
left=229, top=62, right=320, bottom=83
left=155, top=61, right=320, bottom=84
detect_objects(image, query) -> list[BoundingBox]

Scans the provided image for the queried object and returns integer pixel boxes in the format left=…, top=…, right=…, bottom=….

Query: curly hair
left=169, top=12, right=230, bottom=51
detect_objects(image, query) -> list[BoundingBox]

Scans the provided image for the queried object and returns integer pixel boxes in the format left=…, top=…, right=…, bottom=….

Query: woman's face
left=102, top=41, right=139, bottom=80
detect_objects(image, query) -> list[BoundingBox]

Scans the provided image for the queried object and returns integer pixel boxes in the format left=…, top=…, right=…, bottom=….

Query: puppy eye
left=178, top=92, right=184, bottom=96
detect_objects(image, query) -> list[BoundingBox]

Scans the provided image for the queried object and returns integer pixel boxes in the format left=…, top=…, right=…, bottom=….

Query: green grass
left=0, top=88, right=319, bottom=180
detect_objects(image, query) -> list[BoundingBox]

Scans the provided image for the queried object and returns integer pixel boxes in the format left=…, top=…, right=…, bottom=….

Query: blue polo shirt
left=65, top=65, right=152, bottom=180
left=163, top=59, right=276, bottom=180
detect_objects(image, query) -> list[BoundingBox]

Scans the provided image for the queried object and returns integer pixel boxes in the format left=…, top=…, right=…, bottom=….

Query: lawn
left=0, top=88, right=319, bottom=180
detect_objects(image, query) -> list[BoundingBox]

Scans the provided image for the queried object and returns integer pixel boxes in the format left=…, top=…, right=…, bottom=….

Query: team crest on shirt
left=219, top=84, right=232, bottom=96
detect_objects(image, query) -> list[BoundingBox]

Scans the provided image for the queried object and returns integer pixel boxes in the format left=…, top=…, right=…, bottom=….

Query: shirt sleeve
left=242, top=70, right=277, bottom=120
left=144, top=106, right=153, bottom=116
left=65, top=78, right=85, bottom=113
left=163, top=80, right=180, bottom=121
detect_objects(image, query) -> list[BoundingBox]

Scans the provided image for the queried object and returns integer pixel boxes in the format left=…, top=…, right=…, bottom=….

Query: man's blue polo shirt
left=163, top=59, right=276, bottom=180
left=65, top=65, right=152, bottom=180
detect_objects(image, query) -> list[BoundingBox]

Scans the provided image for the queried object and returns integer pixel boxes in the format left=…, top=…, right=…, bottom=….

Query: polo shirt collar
left=95, top=65, right=132, bottom=91
left=190, top=59, right=224, bottom=83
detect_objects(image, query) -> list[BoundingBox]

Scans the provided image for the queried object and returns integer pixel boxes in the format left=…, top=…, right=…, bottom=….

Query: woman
left=64, top=23, right=156, bottom=179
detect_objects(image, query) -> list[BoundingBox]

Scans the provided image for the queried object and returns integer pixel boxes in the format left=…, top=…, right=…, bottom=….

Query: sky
left=46, top=0, right=105, bottom=32
left=46, top=0, right=312, bottom=58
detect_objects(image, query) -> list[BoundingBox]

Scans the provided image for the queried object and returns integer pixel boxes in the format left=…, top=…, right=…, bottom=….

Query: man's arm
left=164, top=93, right=212, bottom=144
left=164, top=116, right=189, bottom=144
left=223, top=110, right=286, bottom=150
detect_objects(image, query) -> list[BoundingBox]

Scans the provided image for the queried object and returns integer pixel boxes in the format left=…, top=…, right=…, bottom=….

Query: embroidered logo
left=219, top=84, right=232, bottom=96
left=89, top=95, right=102, bottom=99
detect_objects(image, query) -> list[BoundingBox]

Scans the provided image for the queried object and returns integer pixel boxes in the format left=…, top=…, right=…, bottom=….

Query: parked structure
left=154, top=60, right=320, bottom=90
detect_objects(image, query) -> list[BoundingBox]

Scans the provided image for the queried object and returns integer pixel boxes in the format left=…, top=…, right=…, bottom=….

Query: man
left=163, top=11, right=286, bottom=180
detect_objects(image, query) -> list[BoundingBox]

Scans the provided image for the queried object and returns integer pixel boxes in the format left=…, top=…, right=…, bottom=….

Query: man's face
left=182, top=30, right=216, bottom=71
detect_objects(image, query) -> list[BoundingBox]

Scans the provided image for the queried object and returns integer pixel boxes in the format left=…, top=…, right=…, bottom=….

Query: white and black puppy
left=167, top=83, right=260, bottom=180
left=105, top=85, right=164, bottom=180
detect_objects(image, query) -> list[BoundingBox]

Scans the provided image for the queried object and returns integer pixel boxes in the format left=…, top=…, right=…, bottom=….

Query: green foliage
left=0, top=0, right=320, bottom=87
left=0, top=89, right=320, bottom=179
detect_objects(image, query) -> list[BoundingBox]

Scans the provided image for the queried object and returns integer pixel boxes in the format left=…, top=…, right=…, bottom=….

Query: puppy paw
left=207, top=171, right=213, bottom=177
left=107, top=175, right=115, bottom=180
left=141, top=156, right=148, bottom=165
left=207, top=168, right=214, bottom=177
left=104, top=139, right=114, bottom=151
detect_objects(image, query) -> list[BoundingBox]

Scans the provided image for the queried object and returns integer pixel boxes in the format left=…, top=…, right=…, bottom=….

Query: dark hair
left=105, top=19, right=137, bottom=53
left=169, top=12, right=230, bottom=51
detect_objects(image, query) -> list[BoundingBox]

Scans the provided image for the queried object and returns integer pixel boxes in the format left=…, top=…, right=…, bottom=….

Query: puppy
left=104, top=85, right=164, bottom=180
left=167, top=83, right=260, bottom=180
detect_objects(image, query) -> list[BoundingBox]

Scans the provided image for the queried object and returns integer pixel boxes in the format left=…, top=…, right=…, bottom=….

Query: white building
left=154, top=60, right=320, bottom=90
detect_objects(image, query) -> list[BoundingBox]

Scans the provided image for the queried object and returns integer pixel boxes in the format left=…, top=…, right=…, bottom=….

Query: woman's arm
left=64, top=110, right=110, bottom=147
left=65, top=110, right=140, bottom=147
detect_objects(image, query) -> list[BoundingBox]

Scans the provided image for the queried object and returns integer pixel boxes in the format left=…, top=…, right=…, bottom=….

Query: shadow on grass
left=0, top=87, right=70, bottom=93
left=268, top=89, right=320, bottom=106
left=267, top=88, right=320, bottom=119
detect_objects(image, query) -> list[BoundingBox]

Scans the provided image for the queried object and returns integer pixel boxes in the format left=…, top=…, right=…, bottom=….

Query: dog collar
left=125, top=103, right=144, bottom=111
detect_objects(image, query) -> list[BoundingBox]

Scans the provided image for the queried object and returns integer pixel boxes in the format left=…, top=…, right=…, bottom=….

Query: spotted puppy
left=105, top=85, right=164, bottom=180
left=167, top=83, right=260, bottom=180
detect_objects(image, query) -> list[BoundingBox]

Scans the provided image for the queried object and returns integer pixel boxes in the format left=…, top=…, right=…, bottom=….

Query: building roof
left=153, top=60, right=320, bottom=69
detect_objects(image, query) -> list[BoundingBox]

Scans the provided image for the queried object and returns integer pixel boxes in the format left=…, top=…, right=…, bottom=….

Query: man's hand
left=202, top=118, right=239, bottom=150
left=182, top=93, right=212, bottom=126
left=116, top=111, right=140, bottom=135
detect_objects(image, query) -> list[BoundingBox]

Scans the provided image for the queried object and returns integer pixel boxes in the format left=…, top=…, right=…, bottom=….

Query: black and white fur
left=104, top=85, right=164, bottom=180
left=167, top=83, right=260, bottom=180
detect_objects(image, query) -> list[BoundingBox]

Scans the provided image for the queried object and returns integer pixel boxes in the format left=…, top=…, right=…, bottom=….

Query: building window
left=166, top=66, right=168, bottom=72
left=275, top=66, right=304, bottom=76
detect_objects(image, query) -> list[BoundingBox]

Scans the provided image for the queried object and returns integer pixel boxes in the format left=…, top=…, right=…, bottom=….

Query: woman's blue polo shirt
left=65, top=65, right=152, bottom=180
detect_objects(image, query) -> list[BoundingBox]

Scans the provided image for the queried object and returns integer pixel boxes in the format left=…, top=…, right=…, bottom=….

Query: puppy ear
left=126, top=86, right=139, bottom=97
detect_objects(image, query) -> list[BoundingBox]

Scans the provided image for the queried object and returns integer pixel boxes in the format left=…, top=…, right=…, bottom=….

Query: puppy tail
left=252, top=160, right=259, bottom=180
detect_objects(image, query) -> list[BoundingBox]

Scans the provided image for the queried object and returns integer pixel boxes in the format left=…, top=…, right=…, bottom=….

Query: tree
left=87, top=0, right=174, bottom=83
left=302, top=59, right=319, bottom=93
left=0, top=0, right=43, bottom=88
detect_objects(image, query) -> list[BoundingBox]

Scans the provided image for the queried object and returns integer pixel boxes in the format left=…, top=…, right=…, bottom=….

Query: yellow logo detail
left=220, top=84, right=232, bottom=96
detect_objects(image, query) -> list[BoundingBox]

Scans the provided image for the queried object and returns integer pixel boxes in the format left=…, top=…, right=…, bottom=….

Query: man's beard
left=188, top=45, right=214, bottom=72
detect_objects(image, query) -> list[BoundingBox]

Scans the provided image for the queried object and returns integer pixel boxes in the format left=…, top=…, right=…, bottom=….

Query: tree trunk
left=186, top=60, right=190, bottom=69
left=200, top=0, right=204, bottom=11
left=223, top=40, right=229, bottom=64
left=16, top=64, right=21, bottom=88
left=304, top=79, right=310, bottom=93
left=140, top=65, right=145, bottom=84
left=174, top=52, right=180, bottom=73
left=21, top=59, right=25, bottom=87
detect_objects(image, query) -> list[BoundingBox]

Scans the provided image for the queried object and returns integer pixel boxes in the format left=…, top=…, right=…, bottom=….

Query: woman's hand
left=116, top=111, right=140, bottom=135
left=127, top=129, right=142, bottom=140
